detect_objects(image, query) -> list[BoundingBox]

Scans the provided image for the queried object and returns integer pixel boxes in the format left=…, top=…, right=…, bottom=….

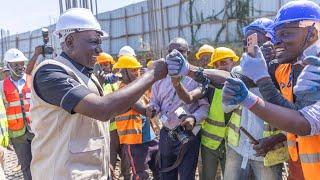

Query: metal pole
left=72, top=0, right=78, bottom=8
left=90, top=0, right=93, bottom=13
left=59, top=0, right=64, bottom=14
left=95, top=0, right=98, bottom=18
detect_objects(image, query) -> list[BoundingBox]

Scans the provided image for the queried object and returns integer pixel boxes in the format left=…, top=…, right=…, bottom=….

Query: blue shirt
left=142, top=116, right=156, bottom=143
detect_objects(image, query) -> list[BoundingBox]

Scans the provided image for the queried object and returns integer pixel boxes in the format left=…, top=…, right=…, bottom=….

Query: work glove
left=294, top=56, right=320, bottom=106
left=166, top=49, right=190, bottom=76
left=104, top=73, right=119, bottom=84
left=240, top=46, right=270, bottom=83
left=222, top=78, right=259, bottom=109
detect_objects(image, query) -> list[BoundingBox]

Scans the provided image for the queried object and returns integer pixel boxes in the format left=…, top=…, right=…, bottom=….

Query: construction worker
left=223, top=18, right=287, bottom=180
left=195, top=44, right=215, bottom=66
left=0, top=48, right=33, bottom=180
left=172, top=47, right=239, bottom=180
left=222, top=1, right=320, bottom=179
left=148, top=37, right=209, bottom=180
left=30, top=8, right=167, bottom=180
left=118, top=45, right=137, bottom=57
left=113, top=55, right=159, bottom=180
left=95, top=52, right=131, bottom=179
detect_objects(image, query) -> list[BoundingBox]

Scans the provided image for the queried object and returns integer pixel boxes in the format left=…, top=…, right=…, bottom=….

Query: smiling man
left=30, top=8, right=167, bottom=180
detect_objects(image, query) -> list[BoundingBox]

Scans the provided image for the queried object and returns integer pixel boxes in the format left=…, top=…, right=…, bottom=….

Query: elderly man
left=30, top=8, right=167, bottom=180
left=148, top=37, right=209, bottom=180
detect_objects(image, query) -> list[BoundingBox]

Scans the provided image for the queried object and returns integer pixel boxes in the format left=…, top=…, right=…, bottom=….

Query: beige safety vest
left=30, top=56, right=110, bottom=180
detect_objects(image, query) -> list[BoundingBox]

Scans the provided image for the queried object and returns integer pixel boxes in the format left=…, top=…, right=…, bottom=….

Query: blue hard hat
left=272, top=0, right=320, bottom=30
left=243, top=18, right=274, bottom=35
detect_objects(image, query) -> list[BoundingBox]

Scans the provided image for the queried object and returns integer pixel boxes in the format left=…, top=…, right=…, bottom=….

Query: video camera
left=168, top=107, right=191, bottom=144
left=41, top=28, right=54, bottom=57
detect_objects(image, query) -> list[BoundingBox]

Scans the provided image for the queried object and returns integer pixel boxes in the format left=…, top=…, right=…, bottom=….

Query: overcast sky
left=0, top=0, right=144, bottom=34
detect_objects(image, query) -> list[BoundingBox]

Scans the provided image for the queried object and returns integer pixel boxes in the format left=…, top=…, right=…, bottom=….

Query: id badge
left=159, top=114, right=168, bottom=123
left=26, top=93, right=31, bottom=99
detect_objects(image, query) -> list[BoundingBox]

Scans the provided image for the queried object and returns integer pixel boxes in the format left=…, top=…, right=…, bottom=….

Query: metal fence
left=0, top=0, right=293, bottom=62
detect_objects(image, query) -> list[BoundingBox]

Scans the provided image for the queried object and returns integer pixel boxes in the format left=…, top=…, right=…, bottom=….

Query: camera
left=41, top=28, right=54, bottom=56
left=168, top=107, right=190, bottom=144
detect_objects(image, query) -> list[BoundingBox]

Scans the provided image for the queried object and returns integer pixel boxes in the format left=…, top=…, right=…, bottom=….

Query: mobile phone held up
left=247, top=33, right=258, bottom=57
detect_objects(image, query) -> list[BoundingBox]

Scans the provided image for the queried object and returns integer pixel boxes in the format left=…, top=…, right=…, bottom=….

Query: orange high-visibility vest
left=276, top=64, right=320, bottom=180
left=2, top=75, right=31, bottom=138
left=115, top=83, right=143, bottom=144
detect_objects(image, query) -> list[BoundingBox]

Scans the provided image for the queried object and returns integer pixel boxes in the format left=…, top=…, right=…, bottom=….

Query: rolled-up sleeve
left=192, top=98, right=209, bottom=124
left=299, top=101, right=320, bottom=135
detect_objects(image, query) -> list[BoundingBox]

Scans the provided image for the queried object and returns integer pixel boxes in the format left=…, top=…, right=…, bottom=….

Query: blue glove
left=222, top=78, right=259, bottom=109
left=166, top=49, right=190, bottom=76
left=104, top=73, right=119, bottom=84
left=294, top=56, right=320, bottom=105
left=240, top=46, right=270, bottom=83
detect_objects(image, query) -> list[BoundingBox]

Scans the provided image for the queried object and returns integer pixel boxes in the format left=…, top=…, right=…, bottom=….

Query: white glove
left=240, top=46, right=270, bottom=83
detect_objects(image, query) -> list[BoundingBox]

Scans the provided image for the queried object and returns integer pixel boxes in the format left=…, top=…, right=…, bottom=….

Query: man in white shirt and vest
left=30, top=8, right=167, bottom=180
left=1, top=48, right=33, bottom=180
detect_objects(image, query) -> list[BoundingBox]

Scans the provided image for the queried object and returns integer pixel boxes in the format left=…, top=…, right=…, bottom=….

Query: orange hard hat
left=96, top=52, right=115, bottom=64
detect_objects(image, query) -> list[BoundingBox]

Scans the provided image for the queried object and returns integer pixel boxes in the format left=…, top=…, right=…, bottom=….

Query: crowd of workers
left=0, top=0, right=320, bottom=180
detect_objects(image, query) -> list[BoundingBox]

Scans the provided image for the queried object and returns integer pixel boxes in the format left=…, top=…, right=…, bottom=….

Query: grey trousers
left=11, top=131, right=33, bottom=180
left=201, top=143, right=226, bottom=180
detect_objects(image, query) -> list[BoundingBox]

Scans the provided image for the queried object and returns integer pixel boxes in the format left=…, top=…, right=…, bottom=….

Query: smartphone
left=240, top=126, right=259, bottom=145
left=247, top=33, right=258, bottom=57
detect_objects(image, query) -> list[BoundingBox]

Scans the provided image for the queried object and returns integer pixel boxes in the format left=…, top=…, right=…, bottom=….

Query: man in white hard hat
left=118, top=45, right=136, bottom=57
left=0, top=48, right=33, bottom=180
left=30, top=8, right=167, bottom=180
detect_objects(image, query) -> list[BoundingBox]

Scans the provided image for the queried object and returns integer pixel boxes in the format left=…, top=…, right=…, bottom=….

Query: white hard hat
left=4, top=48, right=28, bottom=64
left=54, top=8, right=108, bottom=42
left=118, top=46, right=136, bottom=57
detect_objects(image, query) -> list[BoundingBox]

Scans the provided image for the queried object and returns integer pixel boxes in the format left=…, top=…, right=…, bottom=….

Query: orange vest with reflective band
left=3, top=75, right=31, bottom=138
left=115, top=83, right=143, bottom=144
left=276, top=64, right=320, bottom=180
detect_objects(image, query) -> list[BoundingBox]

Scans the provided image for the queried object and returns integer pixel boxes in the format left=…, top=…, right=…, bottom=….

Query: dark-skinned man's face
left=65, top=30, right=102, bottom=68
left=168, top=43, right=188, bottom=59
left=212, top=58, right=235, bottom=72
left=8, top=61, right=25, bottom=78
left=100, top=62, right=112, bottom=74
left=120, top=68, right=140, bottom=84
left=199, top=52, right=212, bottom=67
left=274, top=22, right=317, bottom=64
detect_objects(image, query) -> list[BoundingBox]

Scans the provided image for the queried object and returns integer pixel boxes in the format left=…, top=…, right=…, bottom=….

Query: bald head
left=168, top=37, right=189, bottom=58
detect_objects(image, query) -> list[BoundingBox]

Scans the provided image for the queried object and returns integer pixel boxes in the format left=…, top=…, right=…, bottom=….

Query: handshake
left=165, top=49, right=190, bottom=77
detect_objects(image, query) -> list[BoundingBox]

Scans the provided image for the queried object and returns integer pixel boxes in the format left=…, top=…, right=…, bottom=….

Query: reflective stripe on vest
left=227, top=112, right=241, bottom=147
left=115, top=110, right=142, bottom=144
left=3, top=76, right=31, bottom=138
left=201, top=89, right=226, bottom=150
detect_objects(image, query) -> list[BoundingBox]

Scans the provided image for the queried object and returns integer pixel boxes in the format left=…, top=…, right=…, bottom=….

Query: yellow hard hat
left=195, top=44, right=215, bottom=60
left=208, top=47, right=239, bottom=67
left=113, top=55, right=142, bottom=69
left=96, top=52, right=115, bottom=64
left=147, top=60, right=154, bottom=68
